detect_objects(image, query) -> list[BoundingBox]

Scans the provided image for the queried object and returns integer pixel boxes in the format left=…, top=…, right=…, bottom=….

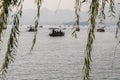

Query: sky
left=23, top=0, right=74, bottom=10
left=23, top=0, right=89, bottom=11
left=23, top=0, right=120, bottom=11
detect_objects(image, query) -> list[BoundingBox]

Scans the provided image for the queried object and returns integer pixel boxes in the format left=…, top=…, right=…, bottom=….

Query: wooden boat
left=97, top=25, right=105, bottom=32
left=97, top=28, right=105, bottom=32
left=49, top=28, right=64, bottom=37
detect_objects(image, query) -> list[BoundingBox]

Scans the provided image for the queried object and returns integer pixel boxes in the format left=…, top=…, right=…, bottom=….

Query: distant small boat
left=27, top=25, right=37, bottom=32
left=97, top=25, right=105, bottom=32
left=97, top=28, right=105, bottom=32
left=39, top=25, right=43, bottom=28
left=49, top=28, right=65, bottom=37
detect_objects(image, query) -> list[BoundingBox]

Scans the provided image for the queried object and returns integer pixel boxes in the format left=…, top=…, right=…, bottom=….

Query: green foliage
left=116, top=15, right=120, bottom=42
left=108, top=0, right=115, bottom=18
left=72, top=0, right=81, bottom=38
left=98, top=0, right=107, bottom=23
left=0, top=0, right=23, bottom=79
left=30, top=0, right=42, bottom=53
left=0, top=0, right=10, bottom=41
left=30, top=20, right=38, bottom=52
left=83, top=0, right=99, bottom=80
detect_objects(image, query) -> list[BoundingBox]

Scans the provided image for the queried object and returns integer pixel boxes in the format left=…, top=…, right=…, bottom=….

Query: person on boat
left=52, top=29, right=56, bottom=34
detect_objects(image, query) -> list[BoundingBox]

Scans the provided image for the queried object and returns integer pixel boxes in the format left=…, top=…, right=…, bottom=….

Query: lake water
left=0, top=25, right=120, bottom=80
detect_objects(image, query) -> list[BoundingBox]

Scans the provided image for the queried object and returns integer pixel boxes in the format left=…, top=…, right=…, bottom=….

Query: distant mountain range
left=20, top=3, right=119, bottom=25
left=20, top=8, right=88, bottom=25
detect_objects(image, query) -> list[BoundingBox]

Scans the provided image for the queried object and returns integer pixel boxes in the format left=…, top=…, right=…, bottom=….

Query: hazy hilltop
left=20, top=3, right=119, bottom=25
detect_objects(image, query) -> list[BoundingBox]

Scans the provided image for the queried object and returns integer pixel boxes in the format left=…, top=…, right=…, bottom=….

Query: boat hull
left=97, top=29, right=105, bottom=32
left=49, top=32, right=64, bottom=37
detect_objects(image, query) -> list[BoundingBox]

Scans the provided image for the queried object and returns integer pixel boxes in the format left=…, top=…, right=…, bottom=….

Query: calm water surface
left=0, top=25, right=120, bottom=80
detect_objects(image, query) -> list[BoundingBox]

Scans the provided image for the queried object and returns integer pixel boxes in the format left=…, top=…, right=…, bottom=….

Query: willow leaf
left=0, top=0, right=23, bottom=79
left=83, top=0, right=99, bottom=80
left=30, top=0, right=42, bottom=53
left=72, top=0, right=81, bottom=38
left=115, top=15, right=120, bottom=41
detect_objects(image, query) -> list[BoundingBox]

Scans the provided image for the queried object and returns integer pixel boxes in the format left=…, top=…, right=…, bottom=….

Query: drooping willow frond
left=0, top=0, right=23, bottom=79
left=115, top=15, right=120, bottom=41
left=98, top=0, right=107, bottom=23
left=72, top=0, right=81, bottom=38
left=115, top=2, right=120, bottom=41
left=30, top=19, right=38, bottom=52
left=82, top=0, right=87, bottom=3
left=30, top=0, right=42, bottom=52
left=0, top=0, right=10, bottom=41
left=82, top=0, right=99, bottom=80
left=108, top=0, right=115, bottom=18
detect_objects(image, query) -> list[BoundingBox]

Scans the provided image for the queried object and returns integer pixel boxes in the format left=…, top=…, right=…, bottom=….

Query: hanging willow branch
left=72, top=0, right=81, bottom=38
left=98, top=0, right=107, bottom=23
left=0, top=0, right=10, bottom=41
left=0, top=0, right=23, bottom=79
left=115, top=2, right=120, bottom=41
left=82, top=0, right=87, bottom=3
left=82, top=0, right=99, bottom=80
left=30, top=0, right=42, bottom=53
left=108, top=0, right=115, bottom=18
left=115, top=15, right=120, bottom=41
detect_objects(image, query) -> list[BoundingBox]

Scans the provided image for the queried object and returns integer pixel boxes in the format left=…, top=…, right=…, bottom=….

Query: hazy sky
left=23, top=0, right=89, bottom=11
left=23, top=0, right=120, bottom=11
left=23, top=0, right=74, bottom=10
